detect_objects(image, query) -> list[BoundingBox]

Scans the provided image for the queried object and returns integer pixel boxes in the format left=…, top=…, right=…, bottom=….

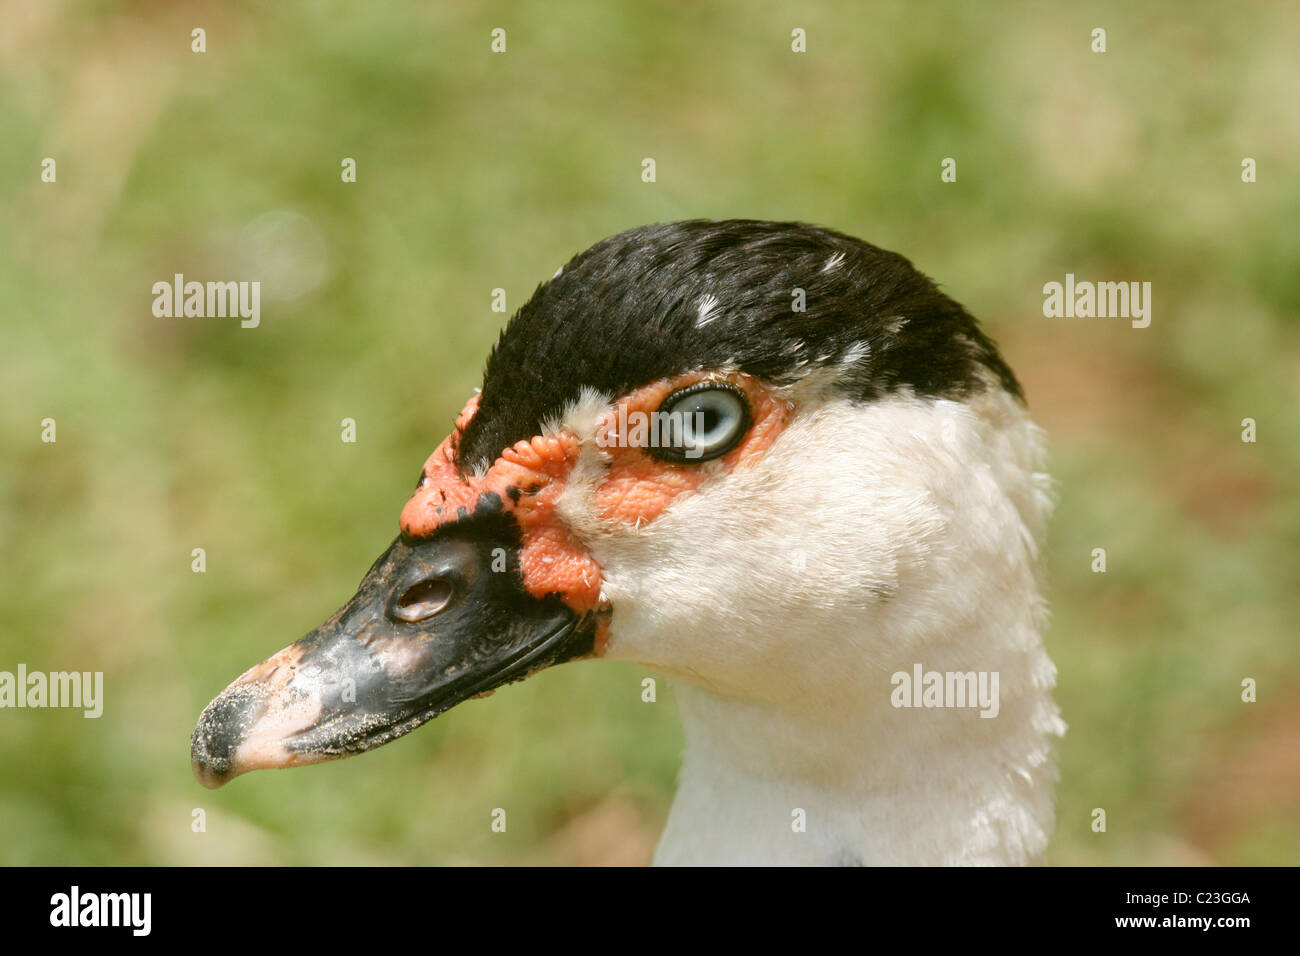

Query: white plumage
left=560, top=373, right=1064, bottom=865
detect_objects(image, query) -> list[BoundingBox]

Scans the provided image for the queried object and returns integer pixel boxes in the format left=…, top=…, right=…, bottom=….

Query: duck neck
left=653, top=638, right=1063, bottom=866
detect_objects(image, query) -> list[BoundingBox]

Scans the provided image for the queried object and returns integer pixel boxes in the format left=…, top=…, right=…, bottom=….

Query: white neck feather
left=656, top=618, right=1061, bottom=865
left=563, top=379, right=1065, bottom=865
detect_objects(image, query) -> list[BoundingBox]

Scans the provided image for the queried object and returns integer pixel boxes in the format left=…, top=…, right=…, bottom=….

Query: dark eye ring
left=649, top=382, right=751, bottom=464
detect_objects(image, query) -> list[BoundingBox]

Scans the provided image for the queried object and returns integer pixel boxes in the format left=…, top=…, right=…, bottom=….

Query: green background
left=1, top=0, right=1296, bottom=864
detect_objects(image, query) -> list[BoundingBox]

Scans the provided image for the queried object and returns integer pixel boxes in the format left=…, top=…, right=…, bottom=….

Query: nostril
left=392, top=577, right=454, bottom=623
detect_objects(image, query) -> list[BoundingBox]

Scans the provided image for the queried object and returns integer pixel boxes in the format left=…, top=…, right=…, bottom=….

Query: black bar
left=4, top=866, right=1283, bottom=941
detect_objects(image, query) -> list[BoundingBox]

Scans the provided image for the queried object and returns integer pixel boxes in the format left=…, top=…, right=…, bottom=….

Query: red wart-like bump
left=400, top=395, right=605, bottom=619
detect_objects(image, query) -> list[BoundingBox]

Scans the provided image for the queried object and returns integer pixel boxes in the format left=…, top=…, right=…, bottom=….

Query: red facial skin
left=399, top=373, right=791, bottom=656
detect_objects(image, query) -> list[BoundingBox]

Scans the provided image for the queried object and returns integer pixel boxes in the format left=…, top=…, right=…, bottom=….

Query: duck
left=191, top=219, right=1065, bottom=866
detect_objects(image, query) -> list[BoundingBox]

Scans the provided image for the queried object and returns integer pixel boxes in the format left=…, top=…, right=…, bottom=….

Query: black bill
left=191, top=515, right=595, bottom=788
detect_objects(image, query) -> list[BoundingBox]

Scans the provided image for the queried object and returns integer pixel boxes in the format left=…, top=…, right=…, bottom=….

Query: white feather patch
left=821, top=251, right=847, bottom=273
left=695, top=294, right=722, bottom=328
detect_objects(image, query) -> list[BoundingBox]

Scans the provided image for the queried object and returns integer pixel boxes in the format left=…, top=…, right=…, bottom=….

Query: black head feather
left=457, top=219, right=1021, bottom=471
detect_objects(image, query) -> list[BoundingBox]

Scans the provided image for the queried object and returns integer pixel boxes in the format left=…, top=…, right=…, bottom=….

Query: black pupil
left=698, top=407, right=720, bottom=432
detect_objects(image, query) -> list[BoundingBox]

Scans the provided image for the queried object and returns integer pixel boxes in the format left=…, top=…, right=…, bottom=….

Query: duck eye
left=652, top=384, right=751, bottom=463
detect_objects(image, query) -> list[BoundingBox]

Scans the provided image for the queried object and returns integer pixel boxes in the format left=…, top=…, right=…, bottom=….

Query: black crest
left=457, top=220, right=1021, bottom=471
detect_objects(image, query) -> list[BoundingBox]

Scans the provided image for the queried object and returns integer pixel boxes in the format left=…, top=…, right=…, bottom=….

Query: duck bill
left=191, top=516, right=594, bottom=789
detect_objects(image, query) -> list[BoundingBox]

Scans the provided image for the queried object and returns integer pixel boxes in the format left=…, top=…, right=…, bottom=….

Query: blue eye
left=653, top=384, right=751, bottom=463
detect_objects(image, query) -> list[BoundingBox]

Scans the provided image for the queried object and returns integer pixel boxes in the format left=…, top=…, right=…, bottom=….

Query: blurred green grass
left=1, top=0, right=1297, bottom=864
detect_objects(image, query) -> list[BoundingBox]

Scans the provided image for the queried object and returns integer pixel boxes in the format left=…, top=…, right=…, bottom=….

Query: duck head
left=192, top=220, right=1060, bottom=864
